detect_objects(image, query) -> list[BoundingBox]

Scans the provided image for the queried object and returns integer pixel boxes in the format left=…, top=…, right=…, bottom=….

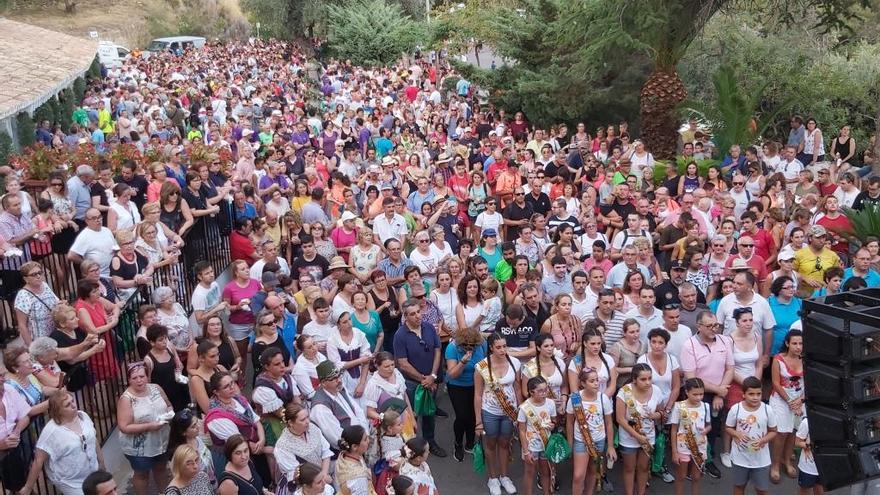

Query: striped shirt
left=594, top=309, right=627, bottom=347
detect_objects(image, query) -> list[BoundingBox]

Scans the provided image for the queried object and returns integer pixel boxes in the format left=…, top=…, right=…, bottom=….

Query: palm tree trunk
left=640, top=69, right=687, bottom=160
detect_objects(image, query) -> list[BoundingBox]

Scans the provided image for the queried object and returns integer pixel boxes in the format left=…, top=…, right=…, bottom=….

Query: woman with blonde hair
left=165, top=444, right=215, bottom=494
left=111, top=230, right=153, bottom=300
left=141, top=201, right=185, bottom=251
left=349, top=227, right=382, bottom=285
left=20, top=392, right=105, bottom=495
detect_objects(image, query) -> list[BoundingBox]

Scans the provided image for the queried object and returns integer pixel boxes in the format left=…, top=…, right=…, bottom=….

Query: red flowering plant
left=8, top=143, right=69, bottom=181
left=105, top=143, right=144, bottom=173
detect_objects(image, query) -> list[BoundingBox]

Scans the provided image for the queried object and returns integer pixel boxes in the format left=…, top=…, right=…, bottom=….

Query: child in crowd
left=517, top=376, right=557, bottom=495
left=669, top=377, right=710, bottom=495
left=398, top=437, right=439, bottom=495
left=616, top=363, right=662, bottom=495
left=795, top=416, right=824, bottom=495
left=725, top=376, right=778, bottom=495
left=566, top=368, right=616, bottom=495
left=480, top=278, right=503, bottom=335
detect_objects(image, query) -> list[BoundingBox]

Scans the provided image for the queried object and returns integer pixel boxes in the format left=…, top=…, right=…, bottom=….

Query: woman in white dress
left=292, top=335, right=328, bottom=401
left=326, top=312, right=372, bottom=405
left=107, top=183, right=142, bottom=233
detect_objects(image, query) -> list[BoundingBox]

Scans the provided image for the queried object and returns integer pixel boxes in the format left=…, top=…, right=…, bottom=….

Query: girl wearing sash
left=521, top=334, right=568, bottom=416
left=566, top=368, right=615, bottom=495
left=474, top=333, right=522, bottom=495
left=336, top=425, right=378, bottom=495
left=567, top=325, right=617, bottom=399
left=669, top=377, right=710, bottom=495
left=615, top=363, right=662, bottom=495
left=517, top=377, right=557, bottom=495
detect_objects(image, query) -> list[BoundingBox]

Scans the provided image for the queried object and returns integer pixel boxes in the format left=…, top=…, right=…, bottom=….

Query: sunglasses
left=733, top=182, right=744, bottom=186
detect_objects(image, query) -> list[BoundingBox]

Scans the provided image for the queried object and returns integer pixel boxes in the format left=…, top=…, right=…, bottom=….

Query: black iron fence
left=0, top=215, right=231, bottom=494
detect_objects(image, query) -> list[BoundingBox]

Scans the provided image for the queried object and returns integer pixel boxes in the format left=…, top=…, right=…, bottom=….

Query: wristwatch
left=430, top=373, right=437, bottom=380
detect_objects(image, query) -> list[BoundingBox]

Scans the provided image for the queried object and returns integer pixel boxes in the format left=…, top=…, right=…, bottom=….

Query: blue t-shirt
left=393, top=322, right=441, bottom=377
left=768, top=295, right=803, bottom=355
left=843, top=267, right=880, bottom=288
left=444, top=341, right=487, bottom=387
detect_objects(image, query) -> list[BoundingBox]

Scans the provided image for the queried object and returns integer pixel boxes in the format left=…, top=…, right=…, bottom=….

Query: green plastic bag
left=651, top=429, right=668, bottom=473
left=473, top=437, right=486, bottom=473
left=544, top=432, right=572, bottom=463
left=413, top=385, right=436, bottom=416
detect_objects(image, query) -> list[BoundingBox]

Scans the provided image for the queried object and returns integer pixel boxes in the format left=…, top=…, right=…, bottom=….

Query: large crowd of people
left=1, top=37, right=879, bottom=495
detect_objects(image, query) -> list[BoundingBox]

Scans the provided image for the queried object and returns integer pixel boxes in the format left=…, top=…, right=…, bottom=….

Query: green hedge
left=16, top=112, right=35, bottom=148
left=0, top=132, right=12, bottom=167
left=73, top=77, right=86, bottom=102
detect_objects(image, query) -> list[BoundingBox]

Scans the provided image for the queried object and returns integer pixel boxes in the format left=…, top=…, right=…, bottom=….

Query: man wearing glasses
left=680, top=311, right=734, bottom=479
left=793, top=225, right=841, bottom=298
left=67, top=208, right=116, bottom=277
left=725, top=235, right=769, bottom=283
left=728, top=173, right=752, bottom=219
left=715, top=271, right=776, bottom=345
left=394, top=298, right=447, bottom=457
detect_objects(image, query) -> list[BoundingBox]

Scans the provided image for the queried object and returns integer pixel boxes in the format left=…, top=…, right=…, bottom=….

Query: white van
left=145, top=36, right=207, bottom=56
left=97, top=41, right=130, bottom=68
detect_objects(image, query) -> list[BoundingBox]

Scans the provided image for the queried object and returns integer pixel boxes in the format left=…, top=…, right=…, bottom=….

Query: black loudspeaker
left=803, top=288, right=880, bottom=490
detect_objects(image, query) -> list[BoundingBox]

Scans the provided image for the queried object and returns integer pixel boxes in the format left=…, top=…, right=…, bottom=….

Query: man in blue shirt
left=232, top=191, right=257, bottom=222
left=843, top=248, right=880, bottom=287
left=267, top=293, right=297, bottom=358
left=36, top=120, right=53, bottom=147
left=394, top=298, right=447, bottom=457
left=67, top=164, right=95, bottom=226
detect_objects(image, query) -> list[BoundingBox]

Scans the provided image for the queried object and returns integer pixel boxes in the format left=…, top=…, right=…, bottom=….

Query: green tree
left=681, top=64, right=791, bottom=160
left=16, top=112, right=35, bottom=148
left=325, top=0, right=424, bottom=66
left=438, top=0, right=869, bottom=158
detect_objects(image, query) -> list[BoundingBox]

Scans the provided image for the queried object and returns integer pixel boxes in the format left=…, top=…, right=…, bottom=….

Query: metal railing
left=0, top=214, right=232, bottom=494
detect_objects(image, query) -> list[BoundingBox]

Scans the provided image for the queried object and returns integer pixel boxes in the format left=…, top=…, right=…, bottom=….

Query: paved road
left=426, top=390, right=801, bottom=495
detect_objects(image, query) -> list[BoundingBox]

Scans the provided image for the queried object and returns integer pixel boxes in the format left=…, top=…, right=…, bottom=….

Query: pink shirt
left=679, top=335, right=734, bottom=387
left=1, top=383, right=30, bottom=440
left=222, top=279, right=262, bottom=325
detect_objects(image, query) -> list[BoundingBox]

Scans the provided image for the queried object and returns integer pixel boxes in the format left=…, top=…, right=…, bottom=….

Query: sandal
left=770, top=468, right=781, bottom=484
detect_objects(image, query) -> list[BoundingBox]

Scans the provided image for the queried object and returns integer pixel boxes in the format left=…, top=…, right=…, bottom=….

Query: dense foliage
left=325, top=0, right=425, bottom=66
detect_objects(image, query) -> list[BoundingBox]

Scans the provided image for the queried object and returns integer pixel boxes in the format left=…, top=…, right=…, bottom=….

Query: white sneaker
left=500, top=476, right=517, bottom=494
left=721, top=452, right=732, bottom=468
left=488, top=478, right=502, bottom=495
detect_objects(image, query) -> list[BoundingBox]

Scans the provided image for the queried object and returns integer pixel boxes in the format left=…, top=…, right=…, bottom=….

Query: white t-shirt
left=611, top=229, right=652, bottom=251
left=475, top=211, right=504, bottom=234
left=725, top=401, right=777, bottom=468
left=566, top=393, right=614, bottom=444
left=667, top=401, right=710, bottom=458
left=373, top=213, right=409, bottom=244
left=250, top=257, right=291, bottom=279
left=409, top=249, right=439, bottom=277
left=716, top=292, right=776, bottom=338
left=568, top=352, right=616, bottom=396
left=517, top=399, right=558, bottom=452
left=636, top=353, right=680, bottom=405
left=190, top=281, right=222, bottom=337
left=570, top=293, right=595, bottom=325
left=478, top=357, right=521, bottom=417
left=36, top=413, right=100, bottom=495
left=521, top=356, right=566, bottom=399
left=302, top=320, right=336, bottom=346
left=796, top=417, right=817, bottom=475
left=616, top=384, right=663, bottom=449
left=69, top=227, right=117, bottom=276
left=664, top=325, right=693, bottom=361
